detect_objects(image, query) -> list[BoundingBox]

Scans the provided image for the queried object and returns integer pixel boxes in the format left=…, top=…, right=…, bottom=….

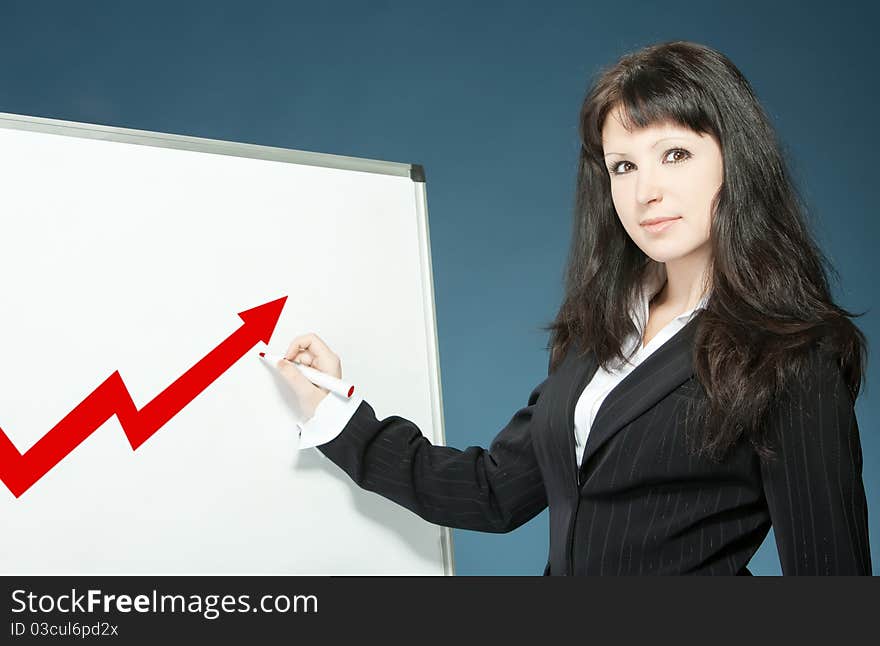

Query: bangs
left=581, top=69, right=719, bottom=166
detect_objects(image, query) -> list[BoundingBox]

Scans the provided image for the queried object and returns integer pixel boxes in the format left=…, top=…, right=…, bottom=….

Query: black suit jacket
left=317, top=314, right=872, bottom=575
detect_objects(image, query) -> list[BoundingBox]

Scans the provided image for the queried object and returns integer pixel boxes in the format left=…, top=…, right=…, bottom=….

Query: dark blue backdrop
left=1, top=0, right=875, bottom=575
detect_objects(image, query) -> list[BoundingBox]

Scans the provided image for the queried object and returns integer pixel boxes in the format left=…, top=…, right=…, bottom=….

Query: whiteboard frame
left=0, top=110, right=455, bottom=576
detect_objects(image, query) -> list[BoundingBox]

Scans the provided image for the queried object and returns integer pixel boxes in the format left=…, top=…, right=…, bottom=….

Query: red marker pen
left=258, top=351, right=355, bottom=398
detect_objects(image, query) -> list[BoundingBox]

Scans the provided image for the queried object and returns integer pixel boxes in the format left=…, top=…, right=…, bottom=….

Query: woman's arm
left=316, top=367, right=552, bottom=534
left=759, top=347, right=872, bottom=575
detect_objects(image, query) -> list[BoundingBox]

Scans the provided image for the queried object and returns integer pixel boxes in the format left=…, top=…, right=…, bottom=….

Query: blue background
left=1, top=0, right=876, bottom=575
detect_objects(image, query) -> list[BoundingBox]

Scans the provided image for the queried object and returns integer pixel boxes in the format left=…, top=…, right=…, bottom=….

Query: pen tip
left=258, top=352, right=266, bottom=358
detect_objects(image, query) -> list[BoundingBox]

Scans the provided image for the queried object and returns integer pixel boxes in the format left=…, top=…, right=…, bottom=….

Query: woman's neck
left=653, top=249, right=712, bottom=313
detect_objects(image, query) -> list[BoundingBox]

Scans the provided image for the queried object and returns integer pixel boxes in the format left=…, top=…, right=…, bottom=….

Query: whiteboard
left=0, top=111, right=454, bottom=575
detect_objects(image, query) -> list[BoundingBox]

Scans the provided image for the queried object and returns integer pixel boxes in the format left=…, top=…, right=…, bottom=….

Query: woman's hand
left=276, top=332, right=343, bottom=421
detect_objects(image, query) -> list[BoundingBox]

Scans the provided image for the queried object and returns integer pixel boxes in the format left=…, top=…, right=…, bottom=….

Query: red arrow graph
left=0, top=296, right=287, bottom=499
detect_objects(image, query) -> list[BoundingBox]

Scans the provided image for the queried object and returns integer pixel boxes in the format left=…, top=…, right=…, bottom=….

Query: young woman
left=274, top=41, right=871, bottom=575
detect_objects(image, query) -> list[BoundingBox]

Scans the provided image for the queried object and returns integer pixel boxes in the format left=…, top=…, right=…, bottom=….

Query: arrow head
left=237, top=296, right=288, bottom=344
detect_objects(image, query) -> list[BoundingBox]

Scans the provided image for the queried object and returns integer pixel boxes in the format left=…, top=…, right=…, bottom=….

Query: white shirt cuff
left=296, top=391, right=365, bottom=450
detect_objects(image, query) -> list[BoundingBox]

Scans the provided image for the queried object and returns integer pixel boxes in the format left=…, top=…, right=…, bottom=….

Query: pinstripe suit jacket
left=317, top=313, right=872, bottom=575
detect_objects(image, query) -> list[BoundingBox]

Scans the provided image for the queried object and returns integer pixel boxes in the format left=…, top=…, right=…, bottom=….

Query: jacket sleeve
left=315, top=363, right=553, bottom=534
left=759, top=347, right=872, bottom=575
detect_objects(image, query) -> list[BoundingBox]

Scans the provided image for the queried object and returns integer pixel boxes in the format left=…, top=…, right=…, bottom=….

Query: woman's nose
left=636, top=169, right=663, bottom=204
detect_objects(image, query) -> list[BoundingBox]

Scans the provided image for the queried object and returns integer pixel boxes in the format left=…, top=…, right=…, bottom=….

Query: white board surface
left=0, top=112, right=453, bottom=575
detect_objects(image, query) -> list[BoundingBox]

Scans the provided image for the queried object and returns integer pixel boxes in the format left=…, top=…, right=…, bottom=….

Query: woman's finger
left=296, top=351, right=313, bottom=366
left=286, top=333, right=335, bottom=366
left=276, top=357, right=313, bottom=391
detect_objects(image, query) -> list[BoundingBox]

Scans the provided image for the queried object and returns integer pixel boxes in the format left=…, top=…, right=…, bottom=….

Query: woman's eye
left=608, top=148, right=692, bottom=175
left=664, top=148, right=692, bottom=165
left=608, top=160, right=632, bottom=175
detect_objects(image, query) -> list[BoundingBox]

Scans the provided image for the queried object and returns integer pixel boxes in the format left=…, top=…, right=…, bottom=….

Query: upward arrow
left=0, top=296, right=288, bottom=498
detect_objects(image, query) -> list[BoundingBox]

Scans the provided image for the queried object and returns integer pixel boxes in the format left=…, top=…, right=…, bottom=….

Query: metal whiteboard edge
left=413, top=179, right=455, bottom=577
left=409, top=164, right=426, bottom=183
left=0, top=110, right=413, bottom=178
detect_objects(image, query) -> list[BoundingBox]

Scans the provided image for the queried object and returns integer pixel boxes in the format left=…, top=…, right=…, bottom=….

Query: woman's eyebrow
left=603, top=136, right=690, bottom=157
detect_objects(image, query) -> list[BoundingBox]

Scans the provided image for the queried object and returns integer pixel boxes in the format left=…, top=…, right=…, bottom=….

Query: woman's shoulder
left=777, top=341, right=852, bottom=408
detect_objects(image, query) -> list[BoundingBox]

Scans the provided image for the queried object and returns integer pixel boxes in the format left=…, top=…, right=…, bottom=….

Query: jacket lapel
left=555, top=342, right=598, bottom=492
left=573, top=313, right=703, bottom=481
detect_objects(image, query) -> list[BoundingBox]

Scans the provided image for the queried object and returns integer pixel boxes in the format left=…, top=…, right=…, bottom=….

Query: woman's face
left=601, top=110, right=723, bottom=263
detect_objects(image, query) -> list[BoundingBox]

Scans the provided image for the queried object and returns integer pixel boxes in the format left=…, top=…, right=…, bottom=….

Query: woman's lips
left=641, top=216, right=681, bottom=233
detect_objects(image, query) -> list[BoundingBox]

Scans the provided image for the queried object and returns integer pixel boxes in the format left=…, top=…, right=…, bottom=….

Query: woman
left=274, top=41, right=871, bottom=575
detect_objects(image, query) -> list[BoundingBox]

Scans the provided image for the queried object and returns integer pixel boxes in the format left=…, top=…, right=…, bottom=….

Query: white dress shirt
left=296, top=263, right=711, bottom=469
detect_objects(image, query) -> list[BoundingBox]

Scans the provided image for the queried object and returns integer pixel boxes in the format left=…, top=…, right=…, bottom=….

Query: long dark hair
left=543, top=40, right=868, bottom=462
